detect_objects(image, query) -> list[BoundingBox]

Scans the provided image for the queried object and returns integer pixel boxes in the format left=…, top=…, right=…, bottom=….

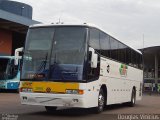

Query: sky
left=13, top=0, right=160, bottom=49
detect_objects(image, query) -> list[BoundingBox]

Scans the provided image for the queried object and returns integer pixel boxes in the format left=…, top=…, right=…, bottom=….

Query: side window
left=87, top=28, right=100, bottom=80
left=118, top=42, right=126, bottom=63
left=140, top=54, right=143, bottom=69
left=89, top=28, right=100, bottom=54
left=126, top=48, right=132, bottom=66
left=131, top=51, right=138, bottom=68
left=137, top=54, right=143, bottom=69
left=110, top=37, right=118, bottom=61
left=100, top=32, right=110, bottom=58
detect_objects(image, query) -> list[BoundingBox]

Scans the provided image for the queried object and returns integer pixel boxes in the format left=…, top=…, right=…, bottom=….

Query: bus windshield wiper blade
left=38, top=53, right=48, bottom=72
left=32, top=53, right=48, bottom=79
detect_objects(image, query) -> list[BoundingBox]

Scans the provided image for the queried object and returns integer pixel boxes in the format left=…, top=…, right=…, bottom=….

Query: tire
left=94, top=89, right=105, bottom=113
left=16, top=88, right=19, bottom=93
left=128, top=89, right=136, bottom=107
left=45, top=106, right=57, bottom=112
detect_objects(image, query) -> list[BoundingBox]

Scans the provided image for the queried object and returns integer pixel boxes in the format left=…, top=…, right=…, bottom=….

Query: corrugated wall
left=0, top=28, right=12, bottom=55
left=0, top=0, right=33, bottom=19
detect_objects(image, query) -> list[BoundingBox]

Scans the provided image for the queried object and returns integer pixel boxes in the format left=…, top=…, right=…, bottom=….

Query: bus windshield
left=22, top=26, right=87, bottom=81
left=0, top=58, right=9, bottom=80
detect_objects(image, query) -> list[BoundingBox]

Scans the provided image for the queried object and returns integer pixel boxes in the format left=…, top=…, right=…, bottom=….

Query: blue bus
left=0, top=56, right=21, bottom=90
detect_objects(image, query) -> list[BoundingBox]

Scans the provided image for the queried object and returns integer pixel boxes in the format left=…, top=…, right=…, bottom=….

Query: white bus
left=20, top=23, right=143, bottom=113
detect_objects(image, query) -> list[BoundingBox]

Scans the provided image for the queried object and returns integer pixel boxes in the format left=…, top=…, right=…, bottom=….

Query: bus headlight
left=20, top=88, right=33, bottom=93
left=66, top=89, right=84, bottom=95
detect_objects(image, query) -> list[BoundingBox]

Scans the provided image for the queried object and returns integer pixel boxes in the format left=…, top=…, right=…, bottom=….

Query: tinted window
left=51, top=27, right=86, bottom=65
left=110, top=37, right=118, bottom=60
left=131, top=51, right=138, bottom=68
left=137, top=53, right=143, bottom=69
left=89, top=28, right=100, bottom=54
left=8, top=59, right=18, bottom=79
left=26, top=28, right=54, bottom=50
left=100, top=32, right=110, bottom=58
left=0, top=58, right=9, bottom=80
left=118, top=42, right=126, bottom=63
left=126, top=48, right=132, bottom=65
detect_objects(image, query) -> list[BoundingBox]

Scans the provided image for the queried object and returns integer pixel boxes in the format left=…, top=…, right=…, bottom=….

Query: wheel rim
left=132, top=93, right=135, bottom=104
left=98, top=92, right=105, bottom=111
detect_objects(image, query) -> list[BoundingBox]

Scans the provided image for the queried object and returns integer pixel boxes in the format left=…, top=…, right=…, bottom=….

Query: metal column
left=155, top=53, right=158, bottom=92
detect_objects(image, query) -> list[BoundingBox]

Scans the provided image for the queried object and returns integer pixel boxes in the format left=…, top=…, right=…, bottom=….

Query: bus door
left=0, top=58, right=9, bottom=78
left=6, top=59, right=20, bottom=89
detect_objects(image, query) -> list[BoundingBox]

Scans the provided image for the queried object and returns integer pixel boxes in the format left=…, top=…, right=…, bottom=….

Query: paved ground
left=0, top=91, right=160, bottom=120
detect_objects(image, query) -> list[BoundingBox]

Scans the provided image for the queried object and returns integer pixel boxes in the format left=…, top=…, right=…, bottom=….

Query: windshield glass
left=0, top=58, right=9, bottom=80
left=21, top=26, right=87, bottom=81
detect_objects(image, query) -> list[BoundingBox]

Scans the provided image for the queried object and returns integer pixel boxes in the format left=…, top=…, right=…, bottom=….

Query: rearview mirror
left=89, top=47, right=98, bottom=68
left=15, top=47, right=23, bottom=65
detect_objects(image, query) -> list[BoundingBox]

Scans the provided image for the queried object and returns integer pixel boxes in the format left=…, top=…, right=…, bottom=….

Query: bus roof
left=0, top=56, right=15, bottom=59
left=30, top=23, right=142, bottom=55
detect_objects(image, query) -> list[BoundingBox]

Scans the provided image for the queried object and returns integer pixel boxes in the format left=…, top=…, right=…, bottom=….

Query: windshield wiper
left=38, top=53, right=48, bottom=72
left=32, top=53, right=48, bottom=80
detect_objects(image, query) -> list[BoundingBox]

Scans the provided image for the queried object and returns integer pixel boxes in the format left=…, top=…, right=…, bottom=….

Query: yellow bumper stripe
left=20, top=81, right=79, bottom=93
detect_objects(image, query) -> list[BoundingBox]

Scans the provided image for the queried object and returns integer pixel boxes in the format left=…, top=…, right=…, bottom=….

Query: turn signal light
left=66, top=89, right=84, bottom=95
left=78, top=90, right=84, bottom=95
left=20, top=88, right=33, bottom=92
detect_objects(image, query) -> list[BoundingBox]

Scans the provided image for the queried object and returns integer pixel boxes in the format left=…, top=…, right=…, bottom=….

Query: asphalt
left=0, top=91, right=160, bottom=120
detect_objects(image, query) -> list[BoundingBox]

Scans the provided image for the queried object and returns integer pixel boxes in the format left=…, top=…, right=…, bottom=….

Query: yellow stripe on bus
left=20, top=81, right=79, bottom=93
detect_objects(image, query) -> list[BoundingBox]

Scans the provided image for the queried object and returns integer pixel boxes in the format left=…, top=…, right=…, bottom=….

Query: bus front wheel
left=94, top=89, right=105, bottom=113
left=45, top=106, right=57, bottom=112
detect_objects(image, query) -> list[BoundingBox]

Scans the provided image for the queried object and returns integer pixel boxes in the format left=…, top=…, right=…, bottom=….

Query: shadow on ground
left=0, top=89, right=18, bottom=93
left=24, top=103, right=132, bottom=117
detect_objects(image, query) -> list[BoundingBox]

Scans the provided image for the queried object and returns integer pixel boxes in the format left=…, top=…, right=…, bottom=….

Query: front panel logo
left=46, top=87, right=51, bottom=93
left=22, top=82, right=32, bottom=87
left=119, top=64, right=128, bottom=76
left=107, top=65, right=110, bottom=73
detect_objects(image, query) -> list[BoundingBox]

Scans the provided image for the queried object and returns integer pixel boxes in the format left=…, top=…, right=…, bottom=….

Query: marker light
left=66, top=89, right=84, bottom=95
left=20, top=88, right=33, bottom=93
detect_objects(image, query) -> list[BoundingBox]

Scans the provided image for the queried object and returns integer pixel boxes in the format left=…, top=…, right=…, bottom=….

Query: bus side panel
left=82, top=81, right=100, bottom=108
left=126, top=66, right=143, bottom=101
left=100, top=76, right=125, bottom=105
left=100, top=57, right=143, bottom=105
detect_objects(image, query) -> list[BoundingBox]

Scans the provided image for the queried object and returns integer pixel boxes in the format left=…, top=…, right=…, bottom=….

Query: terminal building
left=0, top=0, right=40, bottom=56
left=142, top=47, right=160, bottom=92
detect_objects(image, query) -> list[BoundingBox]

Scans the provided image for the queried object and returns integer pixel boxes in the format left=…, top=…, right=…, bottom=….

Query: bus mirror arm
left=14, top=47, right=23, bottom=65
left=89, top=47, right=98, bottom=68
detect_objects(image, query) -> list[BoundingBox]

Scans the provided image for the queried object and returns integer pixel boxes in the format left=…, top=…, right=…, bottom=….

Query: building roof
left=0, top=9, right=41, bottom=33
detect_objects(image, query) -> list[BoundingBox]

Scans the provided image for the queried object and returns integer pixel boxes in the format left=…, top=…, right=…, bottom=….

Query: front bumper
left=0, top=81, right=19, bottom=90
left=0, top=81, right=6, bottom=89
left=20, top=92, right=88, bottom=108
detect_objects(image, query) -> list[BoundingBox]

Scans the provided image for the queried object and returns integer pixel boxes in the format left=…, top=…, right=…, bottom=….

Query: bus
left=20, top=23, right=143, bottom=113
left=0, top=48, right=22, bottom=91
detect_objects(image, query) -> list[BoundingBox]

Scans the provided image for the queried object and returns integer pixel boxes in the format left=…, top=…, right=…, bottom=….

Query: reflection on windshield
left=26, top=28, right=54, bottom=51
left=50, top=64, right=83, bottom=81
left=22, top=26, right=87, bottom=81
left=0, top=58, right=9, bottom=80
left=22, top=50, right=50, bottom=80
left=51, top=27, right=86, bottom=65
